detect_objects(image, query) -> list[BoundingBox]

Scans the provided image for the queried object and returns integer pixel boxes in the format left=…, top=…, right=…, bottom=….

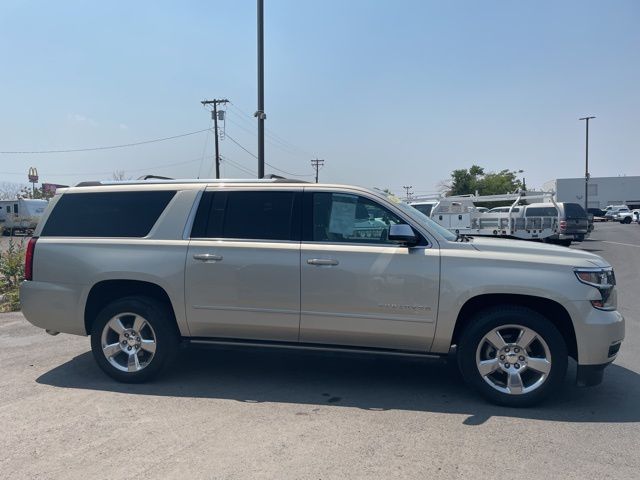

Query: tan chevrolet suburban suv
left=20, top=179, right=625, bottom=406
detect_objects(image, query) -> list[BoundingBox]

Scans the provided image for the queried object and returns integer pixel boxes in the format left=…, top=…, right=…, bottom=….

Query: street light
left=579, top=116, right=595, bottom=211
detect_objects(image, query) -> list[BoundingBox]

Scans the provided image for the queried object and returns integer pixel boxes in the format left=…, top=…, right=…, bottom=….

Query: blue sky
left=0, top=0, right=638, bottom=195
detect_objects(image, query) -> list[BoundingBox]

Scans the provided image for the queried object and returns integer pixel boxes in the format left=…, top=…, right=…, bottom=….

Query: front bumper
left=568, top=300, right=625, bottom=386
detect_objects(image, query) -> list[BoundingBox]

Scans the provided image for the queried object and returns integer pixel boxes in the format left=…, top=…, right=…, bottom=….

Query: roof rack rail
left=74, top=176, right=310, bottom=187
left=263, top=174, right=309, bottom=183
left=137, top=175, right=174, bottom=180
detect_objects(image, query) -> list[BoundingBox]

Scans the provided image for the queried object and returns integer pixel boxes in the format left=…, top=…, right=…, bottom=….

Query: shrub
left=0, top=239, right=26, bottom=312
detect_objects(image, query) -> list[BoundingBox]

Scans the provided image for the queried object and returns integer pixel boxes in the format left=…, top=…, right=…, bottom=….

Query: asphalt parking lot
left=1, top=222, right=638, bottom=479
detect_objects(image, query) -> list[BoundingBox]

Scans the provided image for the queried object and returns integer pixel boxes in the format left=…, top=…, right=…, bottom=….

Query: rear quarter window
left=41, top=191, right=176, bottom=237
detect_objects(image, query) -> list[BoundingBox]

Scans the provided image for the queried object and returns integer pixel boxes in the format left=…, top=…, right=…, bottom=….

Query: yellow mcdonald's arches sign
left=28, top=167, right=39, bottom=183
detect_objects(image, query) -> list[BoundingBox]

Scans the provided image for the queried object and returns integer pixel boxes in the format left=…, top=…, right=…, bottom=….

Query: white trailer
left=0, top=198, right=48, bottom=235
left=409, top=191, right=560, bottom=241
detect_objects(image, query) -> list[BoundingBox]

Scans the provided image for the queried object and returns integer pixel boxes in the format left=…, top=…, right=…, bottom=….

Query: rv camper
left=0, top=198, right=48, bottom=235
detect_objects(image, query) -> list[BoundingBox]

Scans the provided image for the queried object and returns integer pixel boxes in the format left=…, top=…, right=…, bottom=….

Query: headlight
left=575, top=267, right=616, bottom=310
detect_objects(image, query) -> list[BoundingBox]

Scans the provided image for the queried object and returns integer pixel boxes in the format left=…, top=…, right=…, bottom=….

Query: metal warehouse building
left=543, top=176, right=640, bottom=210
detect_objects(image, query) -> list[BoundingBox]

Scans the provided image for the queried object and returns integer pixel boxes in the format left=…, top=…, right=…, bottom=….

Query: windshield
left=382, top=192, right=457, bottom=241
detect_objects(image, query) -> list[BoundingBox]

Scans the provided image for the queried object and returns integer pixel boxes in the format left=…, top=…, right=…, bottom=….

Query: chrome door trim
left=301, top=310, right=435, bottom=324
left=192, top=305, right=298, bottom=315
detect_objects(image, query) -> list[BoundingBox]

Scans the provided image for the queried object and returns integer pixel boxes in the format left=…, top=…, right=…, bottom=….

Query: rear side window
left=41, top=191, right=176, bottom=237
left=525, top=206, right=558, bottom=217
left=563, top=203, right=587, bottom=218
left=191, top=190, right=300, bottom=241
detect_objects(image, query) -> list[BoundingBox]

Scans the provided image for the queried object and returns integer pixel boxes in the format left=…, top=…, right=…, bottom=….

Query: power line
left=220, top=154, right=257, bottom=177
left=227, top=102, right=316, bottom=157
left=226, top=115, right=306, bottom=158
left=224, top=133, right=313, bottom=177
left=0, top=128, right=212, bottom=154
left=0, top=157, right=203, bottom=178
left=402, top=185, right=414, bottom=200
left=197, top=119, right=213, bottom=179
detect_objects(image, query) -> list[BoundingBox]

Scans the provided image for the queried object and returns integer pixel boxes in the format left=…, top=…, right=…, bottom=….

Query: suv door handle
left=307, top=258, right=339, bottom=266
left=193, top=253, right=223, bottom=262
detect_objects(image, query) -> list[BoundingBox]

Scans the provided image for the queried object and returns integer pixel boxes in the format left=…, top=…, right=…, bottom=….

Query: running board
left=186, top=337, right=444, bottom=359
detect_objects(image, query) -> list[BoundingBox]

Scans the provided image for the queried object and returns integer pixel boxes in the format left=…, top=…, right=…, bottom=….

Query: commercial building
left=543, top=176, right=640, bottom=210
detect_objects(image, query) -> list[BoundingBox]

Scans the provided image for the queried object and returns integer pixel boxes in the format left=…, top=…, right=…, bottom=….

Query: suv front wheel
left=90, top=296, right=178, bottom=383
left=457, top=306, right=568, bottom=407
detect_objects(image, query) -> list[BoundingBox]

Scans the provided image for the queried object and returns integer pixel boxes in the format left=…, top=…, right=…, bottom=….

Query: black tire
left=558, top=239, right=572, bottom=247
left=457, top=305, right=568, bottom=407
left=90, top=296, right=179, bottom=383
left=623, top=217, right=632, bottom=224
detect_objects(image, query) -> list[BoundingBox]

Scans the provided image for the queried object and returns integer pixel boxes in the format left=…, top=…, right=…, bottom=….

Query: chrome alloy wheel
left=475, top=324, right=552, bottom=395
left=100, top=313, right=157, bottom=373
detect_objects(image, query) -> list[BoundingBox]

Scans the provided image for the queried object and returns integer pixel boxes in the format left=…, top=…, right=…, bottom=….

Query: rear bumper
left=20, top=280, right=86, bottom=335
left=558, top=232, right=587, bottom=240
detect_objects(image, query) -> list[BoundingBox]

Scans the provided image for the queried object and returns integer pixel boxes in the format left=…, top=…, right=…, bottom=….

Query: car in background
left=604, top=205, right=630, bottom=221
left=587, top=208, right=607, bottom=222
left=617, top=209, right=640, bottom=224
left=531, top=202, right=589, bottom=246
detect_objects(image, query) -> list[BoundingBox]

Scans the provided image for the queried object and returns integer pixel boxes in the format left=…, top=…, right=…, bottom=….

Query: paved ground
left=1, top=223, right=638, bottom=479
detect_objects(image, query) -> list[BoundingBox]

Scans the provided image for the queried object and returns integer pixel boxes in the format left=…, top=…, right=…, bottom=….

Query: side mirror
left=388, top=224, right=418, bottom=245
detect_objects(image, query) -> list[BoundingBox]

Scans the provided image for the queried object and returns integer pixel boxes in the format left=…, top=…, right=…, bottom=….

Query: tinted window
left=525, top=206, right=558, bottom=217
left=562, top=203, right=587, bottom=218
left=192, top=191, right=299, bottom=241
left=312, top=193, right=405, bottom=244
left=42, top=191, right=176, bottom=237
left=412, top=204, right=433, bottom=216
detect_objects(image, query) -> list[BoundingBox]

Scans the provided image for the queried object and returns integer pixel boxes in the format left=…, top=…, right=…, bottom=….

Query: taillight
left=25, top=237, right=37, bottom=281
left=559, top=220, right=567, bottom=231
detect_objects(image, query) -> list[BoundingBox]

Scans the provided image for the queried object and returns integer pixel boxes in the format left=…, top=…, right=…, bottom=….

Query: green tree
left=18, top=186, right=55, bottom=200
left=444, top=165, right=523, bottom=196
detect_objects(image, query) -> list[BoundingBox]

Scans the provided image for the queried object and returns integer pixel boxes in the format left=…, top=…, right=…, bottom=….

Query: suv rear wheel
left=90, top=296, right=178, bottom=383
left=457, top=306, right=568, bottom=407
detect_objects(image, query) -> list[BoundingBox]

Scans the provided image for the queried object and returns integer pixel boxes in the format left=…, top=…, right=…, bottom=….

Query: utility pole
left=579, top=116, right=596, bottom=211
left=402, top=185, right=413, bottom=200
left=201, top=99, right=229, bottom=179
left=255, top=0, right=266, bottom=178
left=311, top=159, right=324, bottom=183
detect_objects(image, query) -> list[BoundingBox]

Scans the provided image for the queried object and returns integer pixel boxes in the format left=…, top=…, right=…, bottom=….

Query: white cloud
left=67, top=113, right=98, bottom=126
